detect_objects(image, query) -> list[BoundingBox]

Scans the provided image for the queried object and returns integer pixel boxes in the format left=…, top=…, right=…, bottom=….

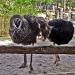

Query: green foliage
left=71, top=0, right=75, bottom=8
left=0, top=0, right=54, bottom=16
left=0, top=0, right=38, bottom=16
left=44, top=0, right=53, bottom=4
left=15, top=0, right=32, bottom=5
left=0, top=0, right=75, bottom=16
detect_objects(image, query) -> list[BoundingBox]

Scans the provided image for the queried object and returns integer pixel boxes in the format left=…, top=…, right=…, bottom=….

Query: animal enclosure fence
left=0, top=45, right=75, bottom=54
left=0, top=15, right=9, bottom=37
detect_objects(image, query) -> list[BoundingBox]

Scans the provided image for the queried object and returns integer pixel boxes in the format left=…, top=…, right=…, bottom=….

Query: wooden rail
left=0, top=45, right=75, bottom=54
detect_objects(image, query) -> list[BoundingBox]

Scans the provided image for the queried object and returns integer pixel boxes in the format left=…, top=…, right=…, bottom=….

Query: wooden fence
left=0, top=44, right=75, bottom=54
left=0, top=15, right=9, bottom=37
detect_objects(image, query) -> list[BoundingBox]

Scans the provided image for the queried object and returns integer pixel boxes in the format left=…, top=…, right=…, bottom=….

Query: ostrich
left=9, top=14, right=48, bottom=72
left=48, top=19, right=74, bottom=65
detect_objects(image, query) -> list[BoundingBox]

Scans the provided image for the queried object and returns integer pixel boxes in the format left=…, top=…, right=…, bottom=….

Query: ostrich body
left=48, top=19, right=74, bottom=65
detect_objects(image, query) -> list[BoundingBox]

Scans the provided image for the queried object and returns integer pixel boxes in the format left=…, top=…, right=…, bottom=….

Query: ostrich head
left=36, top=17, right=49, bottom=41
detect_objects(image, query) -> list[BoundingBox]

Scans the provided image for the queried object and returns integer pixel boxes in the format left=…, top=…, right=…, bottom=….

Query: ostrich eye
left=14, top=18, right=22, bottom=28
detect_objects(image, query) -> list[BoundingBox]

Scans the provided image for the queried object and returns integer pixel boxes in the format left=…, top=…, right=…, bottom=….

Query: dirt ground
left=0, top=39, right=75, bottom=75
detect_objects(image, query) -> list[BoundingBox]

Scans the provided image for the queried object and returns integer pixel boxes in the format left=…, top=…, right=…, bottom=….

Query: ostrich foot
left=29, top=65, right=34, bottom=73
left=19, top=63, right=27, bottom=68
left=54, top=55, right=60, bottom=66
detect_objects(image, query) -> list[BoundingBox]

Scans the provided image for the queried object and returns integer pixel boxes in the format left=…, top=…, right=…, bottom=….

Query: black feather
left=48, top=19, right=74, bottom=45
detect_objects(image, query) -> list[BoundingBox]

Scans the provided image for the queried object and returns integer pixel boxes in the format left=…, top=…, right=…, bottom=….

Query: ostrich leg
left=19, top=54, right=27, bottom=68
left=29, top=43, right=34, bottom=72
left=53, top=43, right=60, bottom=65
left=29, top=53, right=33, bottom=73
